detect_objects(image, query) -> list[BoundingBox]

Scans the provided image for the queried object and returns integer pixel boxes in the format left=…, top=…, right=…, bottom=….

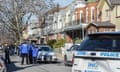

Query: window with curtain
left=86, top=8, right=88, bottom=23
left=91, top=7, right=95, bottom=22
left=80, top=11, right=83, bottom=23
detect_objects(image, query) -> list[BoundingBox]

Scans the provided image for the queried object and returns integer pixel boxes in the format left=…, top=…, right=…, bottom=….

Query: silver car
left=37, top=45, right=57, bottom=63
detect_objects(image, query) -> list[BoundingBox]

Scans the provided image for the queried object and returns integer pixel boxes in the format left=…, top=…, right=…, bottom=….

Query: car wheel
left=3, top=68, right=7, bottom=72
left=64, top=55, right=68, bottom=66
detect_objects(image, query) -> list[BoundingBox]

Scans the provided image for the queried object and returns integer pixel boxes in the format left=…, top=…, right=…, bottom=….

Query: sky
left=23, top=13, right=38, bottom=24
left=54, top=0, right=73, bottom=7
left=23, top=0, right=73, bottom=24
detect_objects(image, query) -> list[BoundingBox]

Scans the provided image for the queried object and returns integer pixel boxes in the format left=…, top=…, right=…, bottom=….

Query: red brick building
left=75, top=0, right=98, bottom=24
left=87, top=21, right=115, bottom=34
left=65, top=0, right=99, bottom=43
left=65, top=0, right=115, bottom=43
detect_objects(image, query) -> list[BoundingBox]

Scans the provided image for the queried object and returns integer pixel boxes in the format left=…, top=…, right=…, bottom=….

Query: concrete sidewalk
left=6, top=55, right=70, bottom=72
left=7, top=56, right=41, bottom=72
left=54, top=48, right=64, bottom=61
left=55, top=52, right=64, bottom=60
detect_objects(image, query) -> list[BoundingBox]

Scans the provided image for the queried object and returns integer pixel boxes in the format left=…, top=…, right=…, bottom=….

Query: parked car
left=0, top=46, right=3, bottom=50
left=72, top=32, right=120, bottom=72
left=37, top=45, right=57, bottom=63
left=0, top=56, right=7, bottom=72
left=64, top=44, right=80, bottom=65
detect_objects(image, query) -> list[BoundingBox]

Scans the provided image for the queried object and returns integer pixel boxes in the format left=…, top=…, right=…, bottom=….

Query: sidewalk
left=55, top=52, right=64, bottom=60
left=54, top=48, right=64, bottom=61
left=7, top=56, right=40, bottom=72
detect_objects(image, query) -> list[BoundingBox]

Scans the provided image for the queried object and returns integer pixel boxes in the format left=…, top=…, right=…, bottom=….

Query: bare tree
left=0, top=0, right=55, bottom=44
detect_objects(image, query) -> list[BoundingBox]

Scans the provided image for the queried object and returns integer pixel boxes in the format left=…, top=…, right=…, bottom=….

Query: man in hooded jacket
left=20, top=41, right=29, bottom=65
left=32, top=44, right=38, bottom=64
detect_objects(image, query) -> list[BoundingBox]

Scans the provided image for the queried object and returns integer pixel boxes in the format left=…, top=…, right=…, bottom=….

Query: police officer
left=28, top=41, right=33, bottom=64
left=4, top=44, right=11, bottom=64
left=32, top=44, right=38, bottom=64
left=20, top=41, right=29, bottom=65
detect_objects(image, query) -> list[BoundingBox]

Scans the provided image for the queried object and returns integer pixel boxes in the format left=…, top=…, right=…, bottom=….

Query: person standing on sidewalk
left=4, top=44, right=11, bottom=64
left=32, top=44, right=38, bottom=64
left=28, top=41, right=33, bottom=64
left=20, top=41, right=29, bottom=65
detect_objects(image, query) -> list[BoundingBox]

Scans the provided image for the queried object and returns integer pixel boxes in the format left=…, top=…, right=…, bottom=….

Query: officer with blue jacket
left=20, top=41, right=29, bottom=65
left=32, top=44, right=38, bottom=64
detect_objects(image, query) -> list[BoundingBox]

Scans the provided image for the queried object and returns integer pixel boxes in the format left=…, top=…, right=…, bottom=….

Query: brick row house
left=38, top=0, right=120, bottom=44
left=87, top=0, right=116, bottom=34
left=40, top=5, right=68, bottom=43
left=64, top=0, right=102, bottom=43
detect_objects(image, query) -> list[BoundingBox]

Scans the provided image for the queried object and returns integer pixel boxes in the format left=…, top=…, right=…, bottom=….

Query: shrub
left=47, top=39, right=56, bottom=48
left=74, top=37, right=83, bottom=44
left=47, top=39, right=66, bottom=48
left=54, top=39, right=66, bottom=48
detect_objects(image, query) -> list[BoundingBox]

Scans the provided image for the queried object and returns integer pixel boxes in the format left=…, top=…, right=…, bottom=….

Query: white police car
left=72, top=32, right=120, bottom=72
left=64, top=44, right=80, bottom=65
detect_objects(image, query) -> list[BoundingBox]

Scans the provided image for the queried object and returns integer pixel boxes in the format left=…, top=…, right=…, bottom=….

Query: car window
left=39, top=46, right=52, bottom=51
left=78, top=37, right=120, bottom=52
left=70, top=45, right=79, bottom=51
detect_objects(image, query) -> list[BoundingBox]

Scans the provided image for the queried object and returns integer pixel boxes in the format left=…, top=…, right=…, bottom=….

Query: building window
left=98, top=11, right=102, bottom=20
left=86, top=8, right=88, bottom=23
left=50, top=16, right=53, bottom=20
left=54, top=21, right=57, bottom=23
left=105, top=9, right=110, bottom=17
left=88, top=29, right=97, bottom=34
left=80, top=11, right=83, bottom=23
left=75, top=12, right=78, bottom=24
left=91, top=7, right=95, bottom=22
left=104, top=28, right=110, bottom=32
left=116, top=6, right=120, bottom=17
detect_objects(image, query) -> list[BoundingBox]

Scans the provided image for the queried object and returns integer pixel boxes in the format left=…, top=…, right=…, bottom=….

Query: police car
left=64, top=44, right=80, bottom=65
left=72, top=32, right=120, bottom=72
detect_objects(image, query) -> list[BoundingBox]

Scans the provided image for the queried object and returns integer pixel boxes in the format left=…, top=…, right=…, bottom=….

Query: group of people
left=4, top=40, right=39, bottom=65
left=19, top=41, right=38, bottom=65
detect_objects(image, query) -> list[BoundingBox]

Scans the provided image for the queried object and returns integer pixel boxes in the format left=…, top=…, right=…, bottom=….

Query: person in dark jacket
left=20, top=41, right=29, bottom=65
left=9, top=44, right=15, bottom=55
left=28, top=41, right=33, bottom=64
left=32, top=45, right=38, bottom=64
left=4, top=44, right=11, bottom=64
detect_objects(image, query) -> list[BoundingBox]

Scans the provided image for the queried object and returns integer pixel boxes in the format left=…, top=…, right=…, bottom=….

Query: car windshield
left=39, top=46, right=52, bottom=51
left=78, top=36, right=120, bottom=52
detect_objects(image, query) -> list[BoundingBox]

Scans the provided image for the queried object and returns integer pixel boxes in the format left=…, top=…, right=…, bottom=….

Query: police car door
left=67, top=45, right=78, bottom=61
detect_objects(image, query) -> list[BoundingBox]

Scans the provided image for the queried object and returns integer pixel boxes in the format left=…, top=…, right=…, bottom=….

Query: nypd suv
left=72, top=32, right=120, bottom=72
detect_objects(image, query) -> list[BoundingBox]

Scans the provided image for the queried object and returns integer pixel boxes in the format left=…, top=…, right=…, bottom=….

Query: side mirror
left=67, top=49, right=70, bottom=51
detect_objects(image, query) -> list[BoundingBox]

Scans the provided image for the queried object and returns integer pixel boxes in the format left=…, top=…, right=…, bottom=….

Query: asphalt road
left=7, top=56, right=72, bottom=72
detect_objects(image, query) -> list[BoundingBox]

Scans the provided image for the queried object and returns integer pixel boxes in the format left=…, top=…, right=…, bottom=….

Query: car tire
left=64, top=55, right=68, bottom=66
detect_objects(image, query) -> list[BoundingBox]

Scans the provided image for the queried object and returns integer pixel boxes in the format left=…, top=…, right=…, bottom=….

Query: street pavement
left=6, top=55, right=72, bottom=72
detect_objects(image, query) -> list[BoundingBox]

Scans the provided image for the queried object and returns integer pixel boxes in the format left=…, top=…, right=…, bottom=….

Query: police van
left=72, top=32, right=120, bottom=72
